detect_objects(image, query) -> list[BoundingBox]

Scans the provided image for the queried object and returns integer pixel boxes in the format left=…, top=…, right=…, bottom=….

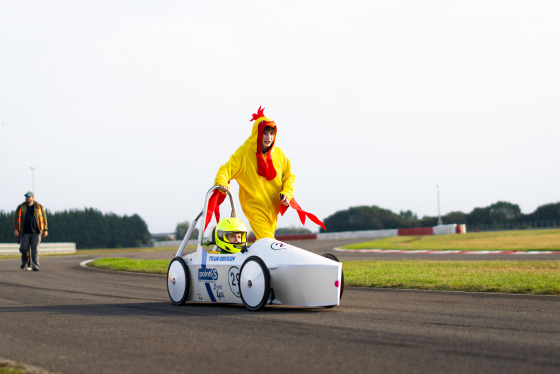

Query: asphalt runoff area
left=0, top=239, right=559, bottom=373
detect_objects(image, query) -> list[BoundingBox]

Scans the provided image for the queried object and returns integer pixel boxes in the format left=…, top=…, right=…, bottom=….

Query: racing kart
left=166, top=186, right=344, bottom=311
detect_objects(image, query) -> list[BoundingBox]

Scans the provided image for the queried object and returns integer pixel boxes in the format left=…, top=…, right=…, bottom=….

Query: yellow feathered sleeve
left=279, top=150, right=295, bottom=202
left=214, top=144, right=248, bottom=188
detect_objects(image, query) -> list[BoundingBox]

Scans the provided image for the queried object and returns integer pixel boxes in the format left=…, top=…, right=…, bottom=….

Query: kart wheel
left=167, top=257, right=189, bottom=306
left=323, top=253, right=344, bottom=300
left=239, top=256, right=270, bottom=311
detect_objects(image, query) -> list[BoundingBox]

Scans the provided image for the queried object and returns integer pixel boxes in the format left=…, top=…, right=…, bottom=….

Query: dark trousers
left=19, top=233, right=41, bottom=268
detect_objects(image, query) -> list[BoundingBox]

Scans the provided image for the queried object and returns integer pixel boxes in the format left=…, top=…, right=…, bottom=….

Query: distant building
left=151, top=233, right=176, bottom=242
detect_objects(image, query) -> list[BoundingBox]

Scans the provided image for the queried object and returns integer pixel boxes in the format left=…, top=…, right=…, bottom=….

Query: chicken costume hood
left=208, top=107, right=325, bottom=240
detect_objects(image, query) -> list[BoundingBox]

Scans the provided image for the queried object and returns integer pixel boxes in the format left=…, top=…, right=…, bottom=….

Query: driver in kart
left=210, top=217, right=249, bottom=254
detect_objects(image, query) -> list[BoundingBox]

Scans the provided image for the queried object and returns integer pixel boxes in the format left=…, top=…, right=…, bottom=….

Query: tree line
left=173, top=222, right=312, bottom=241
left=0, top=208, right=151, bottom=249
left=320, top=201, right=560, bottom=233
left=3, top=201, right=557, bottom=247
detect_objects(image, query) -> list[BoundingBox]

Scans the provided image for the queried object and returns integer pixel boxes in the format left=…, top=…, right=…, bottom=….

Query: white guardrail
left=317, top=224, right=464, bottom=240
left=317, top=229, right=398, bottom=240
left=153, top=240, right=198, bottom=248
left=0, top=242, right=76, bottom=255
left=433, top=224, right=462, bottom=235
left=153, top=224, right=466, bottom=246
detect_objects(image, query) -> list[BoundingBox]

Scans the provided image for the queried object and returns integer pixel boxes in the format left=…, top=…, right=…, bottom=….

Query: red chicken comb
left=250, top=106, right=266, bottom=121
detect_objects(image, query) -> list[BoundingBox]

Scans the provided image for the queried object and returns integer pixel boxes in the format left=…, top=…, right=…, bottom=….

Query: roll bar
left=175, top=186, right=236, bottom=258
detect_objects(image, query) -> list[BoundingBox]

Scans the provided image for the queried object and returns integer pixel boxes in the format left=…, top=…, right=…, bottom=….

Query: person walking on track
left=13, top=191, right=48, bottom=271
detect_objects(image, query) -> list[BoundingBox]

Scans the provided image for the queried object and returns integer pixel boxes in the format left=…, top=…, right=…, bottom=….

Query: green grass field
left=344, top=260, right=560, bottom=295
left=341, top=229, right=560, bottom=251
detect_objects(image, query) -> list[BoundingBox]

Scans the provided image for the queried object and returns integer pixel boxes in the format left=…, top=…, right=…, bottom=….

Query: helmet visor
left=220, top=231, right=247, bottom=245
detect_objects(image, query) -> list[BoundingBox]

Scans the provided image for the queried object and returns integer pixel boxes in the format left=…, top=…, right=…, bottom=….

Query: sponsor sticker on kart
left=209, top=255, right=236, bottom=262
left=271, top=242, right=291, bottom=250
left=198, top=267, right=219, bottom=282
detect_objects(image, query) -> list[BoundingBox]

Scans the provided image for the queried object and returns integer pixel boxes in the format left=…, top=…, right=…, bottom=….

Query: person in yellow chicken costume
left=210, top=106, right=325, bottom=240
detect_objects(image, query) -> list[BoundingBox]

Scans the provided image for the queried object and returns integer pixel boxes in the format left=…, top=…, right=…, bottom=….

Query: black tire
left=322, top=253, right=344, bottom=300
left=167, top=257, right=190, bottom=306
left=239, top=256, right=270, bottom=311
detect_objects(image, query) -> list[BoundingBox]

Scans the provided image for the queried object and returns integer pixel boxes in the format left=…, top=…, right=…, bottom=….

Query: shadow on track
left=0, top=301, right=339, bottom=317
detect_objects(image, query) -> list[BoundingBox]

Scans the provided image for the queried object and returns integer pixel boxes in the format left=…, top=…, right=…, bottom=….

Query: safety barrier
left=153, top=240, right=197, bottom=248
left=397, top=227, right=434, bottom=236
left=318, top=229, right=398, bottom=240
left=153, top=224, right=466, bottom=246
left=0, top=242, right=76, bottom=255
left=318, top=224, right=464, bottom=240
left=275, top=234, right=318, bottom=241
left=155, top=234, right=320, bottom=246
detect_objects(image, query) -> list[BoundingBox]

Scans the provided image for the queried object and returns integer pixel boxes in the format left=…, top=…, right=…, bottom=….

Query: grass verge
left=341, top=229, right=560, bottom=251
left=344, top=260, right=560, bottom=295
left=89, top=258, right=169, bottom=275
left=0, top=359, right=48, bottom=374
left=89, top=258, right=560, bottom=295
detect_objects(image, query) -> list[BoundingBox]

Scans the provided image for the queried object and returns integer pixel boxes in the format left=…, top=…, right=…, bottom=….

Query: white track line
left=80, top=259, right=95, bottom=267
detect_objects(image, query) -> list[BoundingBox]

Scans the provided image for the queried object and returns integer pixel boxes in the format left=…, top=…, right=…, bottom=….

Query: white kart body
left=167, top=187, right=343, bottom=310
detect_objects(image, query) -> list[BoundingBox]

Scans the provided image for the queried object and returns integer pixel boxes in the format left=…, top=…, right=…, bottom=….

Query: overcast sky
left=1, top=0, right=559, bottom=234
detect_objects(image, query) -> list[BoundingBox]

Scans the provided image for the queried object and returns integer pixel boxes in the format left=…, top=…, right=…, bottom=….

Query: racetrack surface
left=1, top=240, right=559, bottom=374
